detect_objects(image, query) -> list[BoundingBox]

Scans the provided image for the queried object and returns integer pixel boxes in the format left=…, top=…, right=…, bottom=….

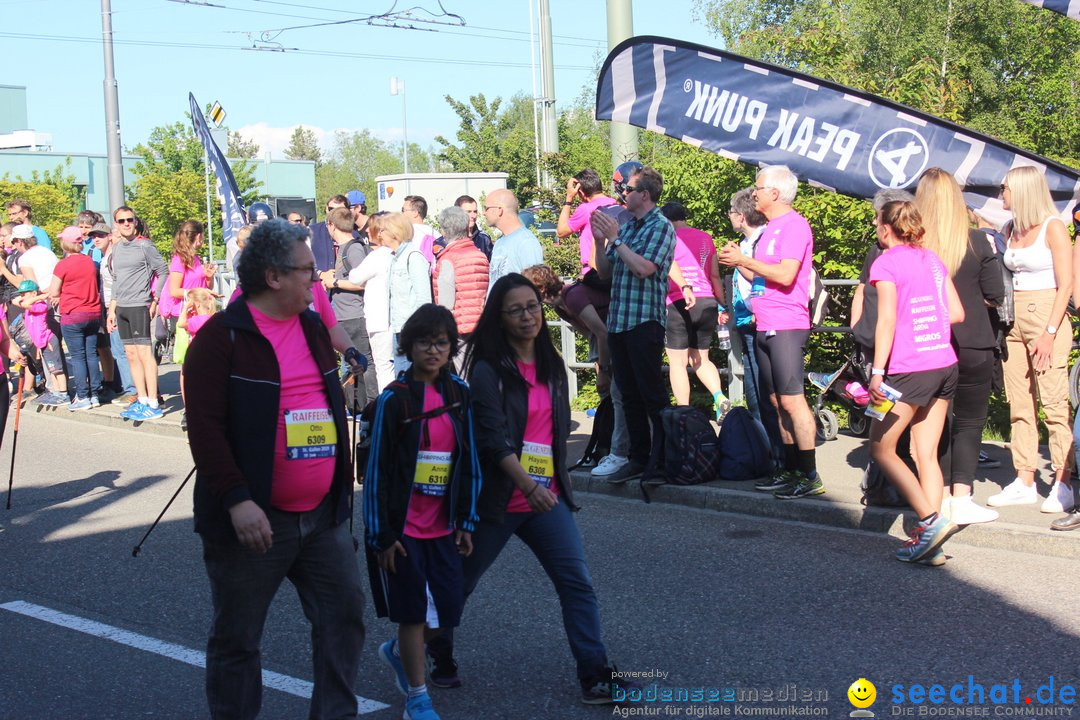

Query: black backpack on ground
left=717, top=407, right=772, bottom=481
left=659, top=406, right=722, bottom=486
left=570, top=395, right=614, bottom=470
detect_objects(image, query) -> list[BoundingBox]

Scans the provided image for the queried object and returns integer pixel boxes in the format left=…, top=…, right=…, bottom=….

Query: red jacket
left=433, top=238, right=489, bottom=334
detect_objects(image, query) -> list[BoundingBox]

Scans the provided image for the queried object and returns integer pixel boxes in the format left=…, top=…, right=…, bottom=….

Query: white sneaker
left=950, top=494, right=999, bottom=525
left=591, top=454, right=629, bottom=477
left=986, top=478, right=1039, bottom=507
left=1040, top=481, right=1074, bottom=514
left=940, top=495, right=952, bottom=519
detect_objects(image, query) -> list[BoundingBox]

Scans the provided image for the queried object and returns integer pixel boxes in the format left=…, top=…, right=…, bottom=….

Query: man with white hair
left=719, top=165, right=822, bottom=499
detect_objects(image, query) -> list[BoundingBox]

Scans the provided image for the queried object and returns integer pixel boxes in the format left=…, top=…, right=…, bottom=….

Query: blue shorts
left=367, top=533, right=464, bottom=627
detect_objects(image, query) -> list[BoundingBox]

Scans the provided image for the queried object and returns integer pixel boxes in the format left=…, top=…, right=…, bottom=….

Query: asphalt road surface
left=1, top=413, right=1078, bottom=719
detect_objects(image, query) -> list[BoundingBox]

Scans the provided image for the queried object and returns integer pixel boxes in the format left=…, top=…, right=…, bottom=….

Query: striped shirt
left=605, top=206, right=676, bottom=333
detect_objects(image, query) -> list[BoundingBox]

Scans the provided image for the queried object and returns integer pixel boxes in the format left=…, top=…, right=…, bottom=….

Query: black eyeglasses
left=414, top=338, right=451, bottom=352
left=502, top=301, right=542, bottom=319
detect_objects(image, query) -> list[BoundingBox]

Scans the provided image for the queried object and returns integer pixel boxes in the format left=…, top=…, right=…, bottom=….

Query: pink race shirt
left=666, top=227, right=716, bottom=304
left=230, top=282, right=338, bottom=328
left=506, top=360, right=560, bottom=513
left=405, top=384, right=456, bottom=539
left=186, top=313, right=212, bottom=338
left=869, top=244, right=957, bottom=373
left=159, top=254, right=208, bottom=318
left=249, top=304, right=336, bottom=512
left=752, top=210, right=813, bottom=331
left=568, top=195, right=617, bottom=274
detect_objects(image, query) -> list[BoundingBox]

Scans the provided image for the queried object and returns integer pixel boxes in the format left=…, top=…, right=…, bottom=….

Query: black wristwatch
left=332, top=279, right=340, bottom=290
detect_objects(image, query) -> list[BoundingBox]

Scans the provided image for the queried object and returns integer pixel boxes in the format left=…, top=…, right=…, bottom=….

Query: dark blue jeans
left=202, top=496, right=365, bottom=720
left=428, top=500, right=609, bottom=681
left=61, top=320, right=103, bottom=400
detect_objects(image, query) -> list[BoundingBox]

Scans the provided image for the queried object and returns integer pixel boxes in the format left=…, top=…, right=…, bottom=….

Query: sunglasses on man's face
left=116, top=217, right=136, bottom=224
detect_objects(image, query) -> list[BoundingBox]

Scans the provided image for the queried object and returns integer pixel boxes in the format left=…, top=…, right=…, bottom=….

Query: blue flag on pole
left=595, top=37, right=1080, bottom=225
left=1020, top=0, right=1080, bottom=19
left=189, top=93, right=246, bottom=257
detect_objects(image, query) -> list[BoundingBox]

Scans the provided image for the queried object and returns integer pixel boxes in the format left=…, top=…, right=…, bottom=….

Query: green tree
left=285, top=126, right=322, bottom=164
left=228, top=131, right=260, bottom=159
left=128, top=116, right=263, bottom=256
left=0, top=163, right=85, bottom=247
left=315, top=130, right=435, bottom=218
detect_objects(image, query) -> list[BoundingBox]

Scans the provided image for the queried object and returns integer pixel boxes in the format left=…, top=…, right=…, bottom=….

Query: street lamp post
left=390, top=77, right=409, bottom=175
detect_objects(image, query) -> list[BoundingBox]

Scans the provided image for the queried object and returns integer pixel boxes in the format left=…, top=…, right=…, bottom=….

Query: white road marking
left=0, top=600, right=389, bottom=714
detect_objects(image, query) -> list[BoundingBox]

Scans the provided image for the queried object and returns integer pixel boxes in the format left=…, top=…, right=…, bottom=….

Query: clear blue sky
left=1, top=0, right=720, bottom=157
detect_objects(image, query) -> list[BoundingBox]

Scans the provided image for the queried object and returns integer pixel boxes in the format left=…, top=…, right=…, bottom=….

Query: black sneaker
left=977, top=451, right=1001, bottom=469
left=426, top=649, right=462, bottom=689
left=581, top=665, right=619, bottom=705
left=754, top=470, right=794, bottom=492
left=774, top=471, right=825, bottom=499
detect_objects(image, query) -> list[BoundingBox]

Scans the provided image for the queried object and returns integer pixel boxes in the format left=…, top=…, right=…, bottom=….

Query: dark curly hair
left=397, top=304, right=460, bottom=360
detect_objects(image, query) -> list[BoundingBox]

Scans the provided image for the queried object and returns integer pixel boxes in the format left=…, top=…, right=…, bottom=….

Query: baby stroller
left=807, top=350, right=873, bottom=440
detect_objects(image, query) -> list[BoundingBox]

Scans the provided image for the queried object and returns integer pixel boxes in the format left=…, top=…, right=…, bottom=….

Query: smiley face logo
left=848, top=678, right=876, bottom=708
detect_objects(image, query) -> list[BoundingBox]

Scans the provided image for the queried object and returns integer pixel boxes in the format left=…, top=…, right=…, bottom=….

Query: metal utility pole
left=390, top=77, right=409, bottom=175
left=101, top=0, right=125, bottom=212
left=538, top=0, right=558, bottom=187
left=606, top=0, right=638, bottom=168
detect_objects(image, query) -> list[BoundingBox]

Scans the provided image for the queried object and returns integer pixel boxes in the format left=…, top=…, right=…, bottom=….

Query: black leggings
left=945, top=347, right=996, bottom=487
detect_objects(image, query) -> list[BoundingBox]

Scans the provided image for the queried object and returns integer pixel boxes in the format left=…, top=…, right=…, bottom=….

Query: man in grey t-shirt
left=105, top=206, right=169, bottom=422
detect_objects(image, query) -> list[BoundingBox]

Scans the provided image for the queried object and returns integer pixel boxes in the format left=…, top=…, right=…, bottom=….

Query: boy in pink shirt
left=363, top=304, right=481, bottom=720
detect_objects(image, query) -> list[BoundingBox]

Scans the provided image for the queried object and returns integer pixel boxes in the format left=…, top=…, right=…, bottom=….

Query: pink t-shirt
left=869, top=244, right=957, bottom=374
left=752, top=210, right=813, bottom=331
left=249, top=304, right=336, bottom=512
left=25, top=301, right=52, bottom=349
left=229, top=282, right=338, bottom=328
left=568, top=195, right=617, bottom=274
left=404, top=384, right=455, bottom=539
left=186, top=313, right=211, bottom=338
left=159, top=254, right=208, bottom=318
left=666, top=227, right=716, bottom=304
left=506, top=360, right=560, bottom=513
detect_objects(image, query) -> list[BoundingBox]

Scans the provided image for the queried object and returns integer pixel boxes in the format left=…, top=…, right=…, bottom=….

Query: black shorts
left=886, top=365, right=958, bottom=408
left=665, top=298, right=719, bottom=350
left=755, top=328, right=810, bottom=397
left=367, top=533, right=464, bottom=627
left=116, top=306, right=151, bottom=346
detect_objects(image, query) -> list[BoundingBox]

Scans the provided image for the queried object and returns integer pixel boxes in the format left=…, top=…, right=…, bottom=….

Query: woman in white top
left=348, top=212, right=395, bottom=392
left=990, top=166, right=1074, bottom=514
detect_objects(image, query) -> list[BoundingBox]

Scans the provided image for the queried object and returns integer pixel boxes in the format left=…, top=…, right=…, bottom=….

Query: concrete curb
left=570, top=470, right=1080, bottom=560
left=23, top=400, right=187, bottom=440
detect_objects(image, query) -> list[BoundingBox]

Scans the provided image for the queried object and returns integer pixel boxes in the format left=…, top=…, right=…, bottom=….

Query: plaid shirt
left=606, top=206, right=676, bottom=333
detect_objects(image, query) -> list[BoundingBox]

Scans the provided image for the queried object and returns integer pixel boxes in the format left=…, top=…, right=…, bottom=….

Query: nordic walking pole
left=6, top=365, right=25, bottom=510
left=131, top=466, right=196, bottom=557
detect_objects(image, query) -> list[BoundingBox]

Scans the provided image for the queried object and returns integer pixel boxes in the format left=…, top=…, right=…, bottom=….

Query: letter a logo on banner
left=595, top=36, right=1080, bottom=225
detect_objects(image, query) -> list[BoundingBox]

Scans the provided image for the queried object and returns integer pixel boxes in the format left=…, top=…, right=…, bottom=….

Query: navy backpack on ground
left=717, top=407, right=772, bottom=481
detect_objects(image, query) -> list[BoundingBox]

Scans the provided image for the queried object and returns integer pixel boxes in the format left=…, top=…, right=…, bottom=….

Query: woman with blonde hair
left=868, top=200, right=964, bottom=563
left=915, top=168, right=1004, bottom=525
left=990, top=166, right=1074, bottom=515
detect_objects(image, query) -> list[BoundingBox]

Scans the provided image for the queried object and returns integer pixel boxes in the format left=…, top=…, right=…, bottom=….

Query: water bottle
left=718, top=325, right=731, bottom=351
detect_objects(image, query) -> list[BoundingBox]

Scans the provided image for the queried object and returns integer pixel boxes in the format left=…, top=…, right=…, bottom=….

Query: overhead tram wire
left=165, top=0, right=605, bottom=48
left=0, top=32, right=593, bottom=70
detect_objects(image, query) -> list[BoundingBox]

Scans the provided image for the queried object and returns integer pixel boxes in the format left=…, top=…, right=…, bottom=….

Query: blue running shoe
left=379, top=639, right=408, bottom=696
left=808, top=369, right=842, bottom=391
left=120, top=402, right=146, bottom=419
left=404, top=692, right=440, bottom=720
left=896, top=514, right=958, bottom=563
left=129, top=404, right=164, bottom=421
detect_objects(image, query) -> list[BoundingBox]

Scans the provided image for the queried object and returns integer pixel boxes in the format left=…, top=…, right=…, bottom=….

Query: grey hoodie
left=110, top=237, right=169, bottom=307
